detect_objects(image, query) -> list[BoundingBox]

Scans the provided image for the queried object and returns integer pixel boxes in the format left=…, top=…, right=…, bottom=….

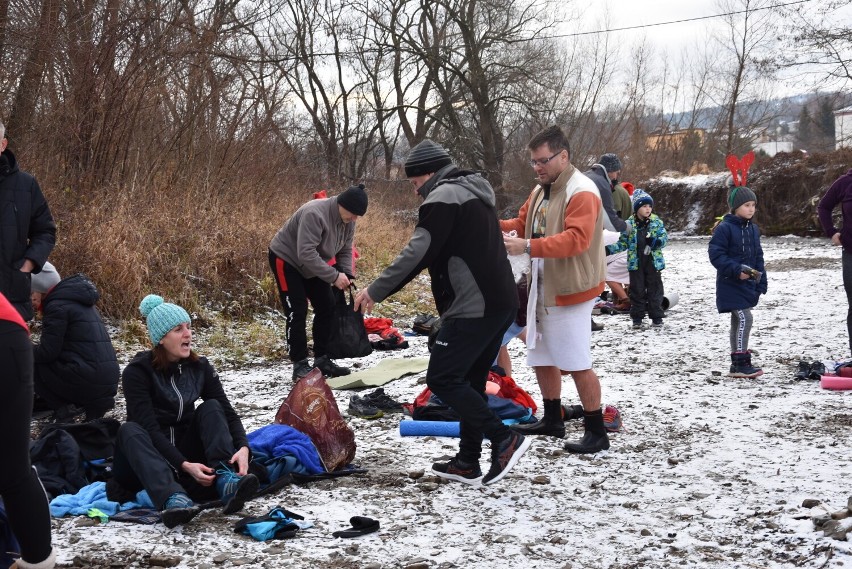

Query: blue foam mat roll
left=399, top=420, right=460, bottom=437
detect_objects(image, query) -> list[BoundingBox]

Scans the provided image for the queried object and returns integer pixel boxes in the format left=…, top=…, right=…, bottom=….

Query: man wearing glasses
left=501, top=125, right=610, bottom=454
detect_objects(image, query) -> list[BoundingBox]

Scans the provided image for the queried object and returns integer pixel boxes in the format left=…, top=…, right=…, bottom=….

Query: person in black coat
left=31, top=263, right=119, bottom=421
left=0, top=123, right=56, bottom=321
left=114, top=294, right=259, bottom=528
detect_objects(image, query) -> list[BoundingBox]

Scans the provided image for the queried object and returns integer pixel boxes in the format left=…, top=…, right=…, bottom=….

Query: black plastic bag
left=326, top=286, right=373, bottom=359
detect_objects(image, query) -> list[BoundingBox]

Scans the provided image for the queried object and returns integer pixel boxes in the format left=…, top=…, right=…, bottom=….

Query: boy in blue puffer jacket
left=708, top=183, right=767, bottom=378
left=607, top=189, right=668, bottom=329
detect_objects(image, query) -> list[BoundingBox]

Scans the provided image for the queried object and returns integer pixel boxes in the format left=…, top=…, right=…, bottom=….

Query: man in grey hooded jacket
left=269, top=184, right=368, bottom=380
left=354, top=140, right=530, bottom=486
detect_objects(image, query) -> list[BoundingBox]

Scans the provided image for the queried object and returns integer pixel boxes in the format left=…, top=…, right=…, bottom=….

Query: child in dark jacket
left=607, top=189, right=668, bottom=329
left=31, top=262, right=120, bottom=421
left=708, top=184, right=768, bottom=378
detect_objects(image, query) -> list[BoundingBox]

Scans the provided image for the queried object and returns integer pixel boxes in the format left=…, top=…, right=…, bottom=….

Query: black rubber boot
left=510, top=399, right=565, bottom=438
left=729, top=351, right=763, bottom=378
left=564, top=408, right=610, bottom=454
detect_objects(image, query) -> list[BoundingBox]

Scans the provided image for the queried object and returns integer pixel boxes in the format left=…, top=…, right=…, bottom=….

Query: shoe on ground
left=510, top=418, right=565, bottom=438
left=315, top=355, right=350, bottom=377
left=217, top=467, right=260, bottom=515
left=561, top=404, right=584, bottom=421
left=563, top=430, right=610, bottom=454
left=592, top=319, right=604, bottom=332
left=632, top=320, right=644, bottom=330
left=603, top=405, right=623, bottom=432
left=431, top=457, right=483, bottom=485
left=807, top=361, right=826, bottom=381
left=348, top=395, right=384, bottom=419
left=161, top=492, right=201, bottom=528
left=651, top=319, right=663, bottom=329
left=362, top=388, right=403, bottom=412
left=794, top=360, right=810, bottom=381
left=482, top=432, right=531, bottom=485
left=292, top=358, right=313, bottom=381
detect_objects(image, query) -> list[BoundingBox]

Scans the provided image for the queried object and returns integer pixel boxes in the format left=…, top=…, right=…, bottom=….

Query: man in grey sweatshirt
left=268, top=184, right=368, bottom=379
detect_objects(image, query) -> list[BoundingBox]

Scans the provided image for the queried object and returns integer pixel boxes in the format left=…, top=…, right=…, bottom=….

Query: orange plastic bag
left=274, top=368, right=356, bottom=471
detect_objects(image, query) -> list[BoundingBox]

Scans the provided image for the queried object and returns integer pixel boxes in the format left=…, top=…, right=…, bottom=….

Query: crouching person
left=115, top=294, right=259, bottom=528
left=31, top=262, right=120, bottom=421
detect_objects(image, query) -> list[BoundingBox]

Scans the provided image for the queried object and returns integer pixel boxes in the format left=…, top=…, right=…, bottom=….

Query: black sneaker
left=362, top=388, right=403, bottom=412
left=348, top=395, right=383, bottom=419
left=431, top=458, right=483, bottom=485
left=315, top=355, right=350, bottom=377
left=632, top=320, right=644, bottom=330
left=292, top=358, right=313, bottom=381
left=794, top=361, right=811, bottom=381
left=482, top=432, right=531, bottom=485
left=807, top=361, right=826, bottom=381
left=651, top=319, right=663, bottom=329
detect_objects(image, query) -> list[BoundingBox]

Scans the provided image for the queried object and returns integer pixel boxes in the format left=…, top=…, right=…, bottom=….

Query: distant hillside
left=643, top=148, right=852, bottom=236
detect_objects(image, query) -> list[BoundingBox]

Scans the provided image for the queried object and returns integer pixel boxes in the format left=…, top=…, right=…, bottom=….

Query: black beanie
left=727, top=186, right=757, bottom=213
left=598, top=153, right=622, bottom=173
left=338, top=183, right=368, bottom=216
left=404, top=140, right=453, bottom=177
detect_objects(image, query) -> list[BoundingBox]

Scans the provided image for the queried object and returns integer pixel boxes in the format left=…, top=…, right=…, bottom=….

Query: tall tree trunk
left=7, top=0, right=61, bottom=144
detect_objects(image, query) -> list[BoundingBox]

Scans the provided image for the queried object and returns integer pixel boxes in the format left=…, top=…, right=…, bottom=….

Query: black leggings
left=268, top=249, right=334, bottom=362
left=0, top=320, right=53, bottom=564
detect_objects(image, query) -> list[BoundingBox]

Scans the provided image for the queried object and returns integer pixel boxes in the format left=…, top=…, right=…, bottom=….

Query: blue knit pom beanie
left=140, top=294, right=191, bottom=345
left=632, top=188, right=654, bottom=212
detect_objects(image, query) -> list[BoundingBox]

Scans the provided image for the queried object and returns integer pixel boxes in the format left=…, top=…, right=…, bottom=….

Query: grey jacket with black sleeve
left=367, top=165, right=517, bottom=320
left=268, top=197, right=355, bottom=282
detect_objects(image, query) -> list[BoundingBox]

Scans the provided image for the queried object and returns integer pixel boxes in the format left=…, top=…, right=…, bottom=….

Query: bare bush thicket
left=0, top=0, right=847, bottom=318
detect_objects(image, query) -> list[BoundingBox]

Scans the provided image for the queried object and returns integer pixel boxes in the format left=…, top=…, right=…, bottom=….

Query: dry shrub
left=45, top=173, right=425, bottom=320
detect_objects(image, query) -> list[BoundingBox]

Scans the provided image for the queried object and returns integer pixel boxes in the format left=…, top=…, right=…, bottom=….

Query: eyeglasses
left=529, top=151, right=563, bottom=168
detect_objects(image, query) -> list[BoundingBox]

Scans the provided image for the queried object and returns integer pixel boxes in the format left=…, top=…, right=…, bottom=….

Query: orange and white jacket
left=501, top=164, right=605, bottom=307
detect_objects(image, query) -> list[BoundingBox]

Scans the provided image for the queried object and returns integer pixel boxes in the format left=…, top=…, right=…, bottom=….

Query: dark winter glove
left=649, top=237, right=661, bottom=251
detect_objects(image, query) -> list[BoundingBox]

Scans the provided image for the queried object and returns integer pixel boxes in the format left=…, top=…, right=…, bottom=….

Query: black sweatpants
left=629, top=256, right=665, bottom=322
left=268, top=249, right=334, bottom=362
left=426, top=311, right=515, bottom=464
left=0, top=320, right=53, bottom=564
left=113, top=399, right=237, bottom=509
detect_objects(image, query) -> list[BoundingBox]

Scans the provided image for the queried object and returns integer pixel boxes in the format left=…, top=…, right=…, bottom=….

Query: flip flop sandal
left=332, top=516, right=380, bottom=538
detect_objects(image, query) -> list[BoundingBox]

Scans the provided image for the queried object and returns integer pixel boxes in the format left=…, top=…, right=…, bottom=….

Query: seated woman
left=115, top=294, right=259, bottom=528
left=31, top=262, right=120, bottom=421
left=1, top=292, right=56, bottom=569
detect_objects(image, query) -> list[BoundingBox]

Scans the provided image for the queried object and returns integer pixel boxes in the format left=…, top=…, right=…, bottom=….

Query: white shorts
left=527, top=299, right=594, bottom=372
left=606, top=250, right=629, bottom=284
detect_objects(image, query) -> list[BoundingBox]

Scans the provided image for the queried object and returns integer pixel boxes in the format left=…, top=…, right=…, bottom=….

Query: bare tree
left=710, top=0, right=779, bottom=156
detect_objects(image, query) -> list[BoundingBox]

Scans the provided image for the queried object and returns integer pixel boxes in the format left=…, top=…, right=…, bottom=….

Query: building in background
left=835, top=106, right=852, bottom=150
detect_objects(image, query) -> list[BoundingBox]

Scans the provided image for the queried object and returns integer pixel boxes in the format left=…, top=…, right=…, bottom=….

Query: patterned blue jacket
left=607, top=213, right=667, bottom=271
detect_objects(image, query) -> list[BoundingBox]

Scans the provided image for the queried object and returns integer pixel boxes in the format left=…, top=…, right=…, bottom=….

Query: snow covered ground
left=48, top=235, right=852, bottom=569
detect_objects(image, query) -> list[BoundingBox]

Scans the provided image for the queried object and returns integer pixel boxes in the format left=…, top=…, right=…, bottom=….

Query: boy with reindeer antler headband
left=708, top=152, right=768, bottom=378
